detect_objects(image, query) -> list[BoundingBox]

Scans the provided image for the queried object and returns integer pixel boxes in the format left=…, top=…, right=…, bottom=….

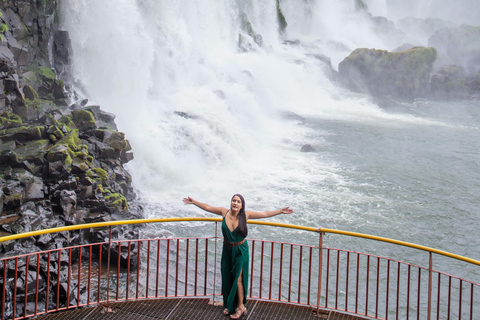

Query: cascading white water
left=59, top=0, right=395, bottom=213
left=59, top=0, right=480, bottom=278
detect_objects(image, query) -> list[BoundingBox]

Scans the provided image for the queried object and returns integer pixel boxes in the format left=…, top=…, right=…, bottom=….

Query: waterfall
left=58, top=0, right=479, bottom=234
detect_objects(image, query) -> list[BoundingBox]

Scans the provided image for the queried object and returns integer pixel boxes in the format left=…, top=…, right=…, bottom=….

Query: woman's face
left=231, top=195, right=243, bottom=212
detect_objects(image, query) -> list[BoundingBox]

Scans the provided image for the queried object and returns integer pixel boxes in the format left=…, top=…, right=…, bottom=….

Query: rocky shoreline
left=0, top=0, right=142, bottom=260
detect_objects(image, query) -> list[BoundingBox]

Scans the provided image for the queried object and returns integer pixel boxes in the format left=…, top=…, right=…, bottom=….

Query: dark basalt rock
left=0, top=2, right=143, bottom=318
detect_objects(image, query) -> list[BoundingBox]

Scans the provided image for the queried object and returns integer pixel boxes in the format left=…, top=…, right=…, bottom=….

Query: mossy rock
left=0, top=112, right=22, bottom=129
left=72, top=157, right=90, bottom=173
left=26, top=66, right=56, bottom=80
left=46, top=144, right=70, bottom=163
left=23, top=85, right=39, bottom=100
left=87, top=167, right=108, bottom=183
left=338, top=46, right=437, bottom=99
left=55, top=130, right=81, bottom=152
left=104, top=192, right=128, bottom=211
left=15, top=139, right=51, bottom=164
left=72, top=110, right=96, bottom=131
left=0, top=125, right=44, bottom=141
left=92, top=167, right=108, bottom=181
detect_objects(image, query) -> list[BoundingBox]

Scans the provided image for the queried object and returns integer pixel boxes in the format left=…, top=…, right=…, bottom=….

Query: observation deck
left=1, top=217, right=479, bottom=320
left=34, top=297, right=363, bottom=320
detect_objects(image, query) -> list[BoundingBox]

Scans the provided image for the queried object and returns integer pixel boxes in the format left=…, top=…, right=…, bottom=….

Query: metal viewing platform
left=1, top=218, right=480, bottom=320
left=33, top=298, right=365, bottom=319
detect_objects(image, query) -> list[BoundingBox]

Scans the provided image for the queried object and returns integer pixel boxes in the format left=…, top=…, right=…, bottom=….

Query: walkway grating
left=34, top=298, right=369, bottom=320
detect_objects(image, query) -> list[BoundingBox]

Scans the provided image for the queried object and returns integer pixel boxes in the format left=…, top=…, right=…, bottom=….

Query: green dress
left=221, top=216, right=249, bottom=313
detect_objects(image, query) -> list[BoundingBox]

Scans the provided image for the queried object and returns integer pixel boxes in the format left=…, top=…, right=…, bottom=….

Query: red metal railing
left=1, top=218, right=479, bottom=320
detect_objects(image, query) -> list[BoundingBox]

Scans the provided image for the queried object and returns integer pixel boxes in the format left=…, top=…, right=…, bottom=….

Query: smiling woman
left=182, top=195, right=293, bottom=319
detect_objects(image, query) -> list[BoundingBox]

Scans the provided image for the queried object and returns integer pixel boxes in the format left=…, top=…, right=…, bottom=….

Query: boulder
left=428, top=25, right=480, bottom=72
left=430, top=65, right=469, bottom=99
left=300, top=144, right=315, bottom=152
left=338, top=46, right=437, bottom=100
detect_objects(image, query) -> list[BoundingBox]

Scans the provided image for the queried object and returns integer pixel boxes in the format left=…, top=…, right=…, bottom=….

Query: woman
left=182, top=194, right=293, bottom=319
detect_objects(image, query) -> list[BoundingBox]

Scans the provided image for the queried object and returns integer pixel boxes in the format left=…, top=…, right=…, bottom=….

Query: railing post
left=213, top=221, right=218, bottom=305
left=316, top=230, right=324, bottom=314
left=428, top=252, right=432, bottom=320
left=106, top=226, right=112, bottom=305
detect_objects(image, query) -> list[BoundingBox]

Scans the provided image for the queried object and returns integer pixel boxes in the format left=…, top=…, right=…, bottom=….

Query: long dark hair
left=233, top=194, right=248, bottom=238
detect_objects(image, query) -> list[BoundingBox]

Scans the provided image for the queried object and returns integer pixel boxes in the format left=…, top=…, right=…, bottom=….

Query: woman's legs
left=236, top=269, right=245, bottom=310
left=230, top=270, right=247, bottom=319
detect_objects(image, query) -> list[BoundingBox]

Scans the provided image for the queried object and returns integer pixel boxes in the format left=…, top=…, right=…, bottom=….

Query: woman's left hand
left=281, top=207, right=294, bottom=214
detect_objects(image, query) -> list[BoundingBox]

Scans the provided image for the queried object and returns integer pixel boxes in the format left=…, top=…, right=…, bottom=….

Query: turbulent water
left=59, top=0, right=480, bottom=279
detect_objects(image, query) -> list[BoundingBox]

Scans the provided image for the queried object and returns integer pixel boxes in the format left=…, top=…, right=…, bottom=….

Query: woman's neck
left=230, top=210, right=239, bottom=219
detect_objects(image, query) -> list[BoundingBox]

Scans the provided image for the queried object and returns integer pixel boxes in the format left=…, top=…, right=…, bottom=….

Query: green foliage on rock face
left=92, top=167, right=108, bottom=182
left=72, top=110, right=96, bottom=130
left=26, top=66, right=56, bottom=80
left=0, top=112, right=23, bottom=129
left=105, top=192, right=128, bottom=211
left=0, top=22, right=7, bottom=41
left=56, top=129, right=81, bottom=151
left=94, top=184, right=128, bottom=211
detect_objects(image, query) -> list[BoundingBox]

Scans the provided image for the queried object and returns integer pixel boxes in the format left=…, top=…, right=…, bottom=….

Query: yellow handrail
left=1, top=217, right=479, bottom=266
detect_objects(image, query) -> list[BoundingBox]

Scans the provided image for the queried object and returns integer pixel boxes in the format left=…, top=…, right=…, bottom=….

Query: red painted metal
left=288, top=245, right=293, bottom=302
left=165, top=239, right=170, bottom=297
left=35, top=254, right=40, bottom=315
left=298, top=246, right=303, bottom=304
left=279, top=243, right=284, bottom=301
left=365, top=255, right=370, bottom=317
left=24, top=255, right=28, bottom=317
left=2, top=260, right=5, bottom=320
left=1, top=225, right=480, bottom=320
left=46, top=252, right=51, bottom=314
left=250, top=240, right=254, bottom=297
left=78, top=247, right=82, bottom=307
left=260, top=241, right=264, bottom=298
left=204, top=238, right=209, bottom=297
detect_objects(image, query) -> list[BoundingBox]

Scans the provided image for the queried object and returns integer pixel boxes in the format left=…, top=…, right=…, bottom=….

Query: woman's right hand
left=182, top=197, right=194, bottom=205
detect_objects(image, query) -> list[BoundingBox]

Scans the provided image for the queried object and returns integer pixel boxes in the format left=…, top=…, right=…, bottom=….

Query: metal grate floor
left=34, top=298, right=369, bottom=320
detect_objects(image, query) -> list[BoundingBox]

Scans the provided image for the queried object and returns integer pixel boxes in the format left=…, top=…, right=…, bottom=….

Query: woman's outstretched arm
left=246, top=207, right=294, bottom=220
left=182, top=197, right=226, bottom=216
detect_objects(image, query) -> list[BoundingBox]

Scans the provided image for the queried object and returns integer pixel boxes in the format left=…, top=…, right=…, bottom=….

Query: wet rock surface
left=0, top=1, right=143, bottom=318
left=0, top=1, right=142, bottom=256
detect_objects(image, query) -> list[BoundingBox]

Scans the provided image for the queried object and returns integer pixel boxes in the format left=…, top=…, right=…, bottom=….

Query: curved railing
left=1, top=218, right=479, bottom=320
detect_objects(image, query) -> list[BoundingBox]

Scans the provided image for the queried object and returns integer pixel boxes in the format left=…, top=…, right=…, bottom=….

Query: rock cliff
left=0, top=0, right=141, bottom=257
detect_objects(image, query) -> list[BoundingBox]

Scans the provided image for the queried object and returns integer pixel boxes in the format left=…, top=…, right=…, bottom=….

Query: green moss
left=95, top=184, right=111, bottom=194
left=48, top=133, right=57, bottom=142
left=56, top=129, right=81, bottom=151
left=72, top=110, right=95, bottom=122
left=0, top=23, right=8, bottom=34
left=92, top=167, right=108, bottom=181
left=37, top=67, right=56, bottom=80
left=0, top=112, right=22, bottom=128
left=72, top=110, right=96, bottom=129
left=105, top=193, right=128, bottom=211
left=64, top=153, right=73, bottom=167
left=72, top=145, right=89, bottom=160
